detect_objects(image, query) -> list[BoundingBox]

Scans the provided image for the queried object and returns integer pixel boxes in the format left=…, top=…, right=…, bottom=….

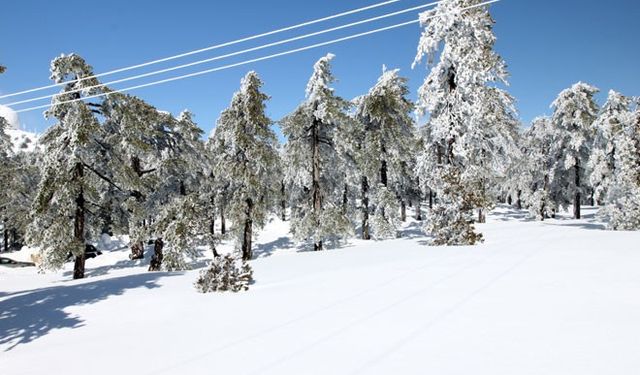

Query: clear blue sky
left=0, top=0, right=638, bottom=135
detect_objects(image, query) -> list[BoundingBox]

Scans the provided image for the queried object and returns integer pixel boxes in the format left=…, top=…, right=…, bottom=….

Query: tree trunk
left=361, top=176, right=370, bottom=240
left=380, top=159, right=388, bottom=187
left=241, top=198, right=253, bottom=260
left=148, top=238, right=164, bottom=271
left=507, top=195, right=512, bottom=206
left=281, top=180, right=286, bottom=221
left=400, top=200, right=406, bottom=222
left=574, top=160, right=581, bottom=219
left=429, top=190, right=434, bottom=210
left=130, top=242, right=144, bottom=260
left=478, top=209, right=486, bottom=224
left=3, top=222, right=7, bottom=252
left=415, top=202, right=422, bottom=221
left=590, top=189, right=595, bottom=207
left=311, top=115, right=323, bottom=251
left=220, top=206, right=226, bottom=235
left=516, top=190, right=522, bottom=210
left=73, top=162, right=86, bottom=280
left=342, top=184, right=348, bottom=214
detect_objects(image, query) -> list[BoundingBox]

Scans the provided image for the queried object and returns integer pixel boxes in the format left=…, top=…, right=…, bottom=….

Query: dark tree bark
left=507, top=195, right=512, bottom=206
left=478, top=209, right=486, bottom=224
left=574, top=159, right=581, bottom=219
left=342, top=184, right=348, bottom=214
left=380, top=159, right=388, bottom=187
left=220, top=206, right=226, bottom=235
left=311, top=115, right=323, bottom=251
left=415, top=202, right=423, bottom=221
left=281, top=180, right=286, bottom=221
left=3, top=222, right=8, bottom=252
left=361, top=176, right=370, bottom=240
left=148, top=238, right=164, bottom=271
left=400, top=200, right=407, bottom=222
left=241, top=198, right=254, bottom=260
left=73, top=162, right=86, bottom=280
left=516, top=190, right=522, bottom=210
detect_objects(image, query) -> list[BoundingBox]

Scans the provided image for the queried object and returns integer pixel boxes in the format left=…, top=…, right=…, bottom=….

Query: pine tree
left=27, top=54, right=105, bottom=279
left=524, top=117, right=557, bottom=219
left=601, top=100, right=640, bottom=230
left=354, top=67, right=415, bottom=239
left=211, top=72, right=280, bottom=260
left=588, top=90, right=632, bottom=205
left=549, top=82, right=599, bottom=219
left=150, top=110, right=207, bottom=271
left=413, top=0, right=509, bottom=245
left=281, top=54, right=353, bottom=250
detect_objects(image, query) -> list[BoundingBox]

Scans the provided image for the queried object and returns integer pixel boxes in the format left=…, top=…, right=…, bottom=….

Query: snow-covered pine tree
left=465, top=87, right=520, bottom=223
left=0, top=116, right=12, bottom=251
left=549, top=82, right=599, bottom=219
left=281, top=54, right=353, bottom=250
left=149, top=110, right=207, bottom=271
left=354, top=67, right=415, bottom=239
left=517, top=117, right=556, bottom=219
left=413, top=0, right=509, bottom=245
left=211, top=72, right=280, bottom=260
left=588, top=90, right=632, bottom=205
left=27, top=54, right=105, bottom=279
left=601, top=99, right=640, bottom=230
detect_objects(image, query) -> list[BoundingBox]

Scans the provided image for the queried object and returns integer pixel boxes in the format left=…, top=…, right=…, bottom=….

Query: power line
left=3, top=1, right=443, bottom=107
left=14, top=0, right=500, bottom=114
left=0, top=0, right=403, bottom=100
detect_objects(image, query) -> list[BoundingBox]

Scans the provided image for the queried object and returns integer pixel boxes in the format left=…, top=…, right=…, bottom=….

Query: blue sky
left=0, top=0, right=638, bottom=135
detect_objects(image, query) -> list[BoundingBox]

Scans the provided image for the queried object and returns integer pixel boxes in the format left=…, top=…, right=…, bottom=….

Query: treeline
left=0, top=1, right=638, bottom=282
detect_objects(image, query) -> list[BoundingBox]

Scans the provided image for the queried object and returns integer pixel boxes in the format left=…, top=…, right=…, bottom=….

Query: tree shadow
left=398, top=222, right=426, bottom=239
left=253, top=237, right=296, bottom=258
left=545, top=221, right=607, bottom=231
left=0, top=272, right=179, bottom=351
left=490, top=207, right=535, bottom=222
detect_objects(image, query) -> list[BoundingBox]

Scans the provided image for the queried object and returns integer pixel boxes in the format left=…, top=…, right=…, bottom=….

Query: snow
left=6, top=127, right=38, bottom=153
left=2, top=205, right=640, bottom=374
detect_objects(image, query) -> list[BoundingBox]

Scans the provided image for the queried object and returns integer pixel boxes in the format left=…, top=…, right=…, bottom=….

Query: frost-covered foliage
left=414, top=0, right=509, bottom=244
left=424, top=167, right=483, bottom=245
left=27, top=54, right=105, bottom=278
left=517, top=117, right=556, bottom=220
left=194, top=254, right=253, bottom=293
left=210, top=72, right=280, bottom=260
left=600, top=102, right=640, bottom=230
left=549, top=82, right=599, bottom=219
left=282, top=54, right=353, bottom=250
left=149, top=110, right=207, bottom=271
left=588, top=91, right=632, bottom=204
left=354, top=67, right=415, bottom=239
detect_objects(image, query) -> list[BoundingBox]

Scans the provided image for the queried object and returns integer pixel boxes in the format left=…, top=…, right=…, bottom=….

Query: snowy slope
left=1, top=206, right=640, bottom=374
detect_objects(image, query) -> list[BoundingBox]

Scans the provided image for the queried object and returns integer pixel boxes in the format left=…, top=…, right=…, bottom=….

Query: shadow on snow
left=0, top=272, right=179, bottom=352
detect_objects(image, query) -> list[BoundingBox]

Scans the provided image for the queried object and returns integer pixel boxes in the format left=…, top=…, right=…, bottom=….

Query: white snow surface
left=1, top=206, right=639, bottom=374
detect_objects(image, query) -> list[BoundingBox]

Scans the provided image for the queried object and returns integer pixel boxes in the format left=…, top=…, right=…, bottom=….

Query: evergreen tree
left=354, top=67, right=415, bottom=239
left=413, top=0, right=509, bottom=245
left=549, top=82, right=599, bottom=219
left=27, top=54, right=105, bottom=279
left=601, top=100, right=640, bottom=230
left=519, top=117, right=556, bottom=219
left=588, top=90, right=632, bottom=205
left=211, top=72, right=280, bottom=260
left=281, top=54, right=352, bottom=250
left=150, top=110, right=207, bottom=271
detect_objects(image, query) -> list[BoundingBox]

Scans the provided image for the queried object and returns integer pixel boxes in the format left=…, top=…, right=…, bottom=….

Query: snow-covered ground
left=1, top=206, right=639, bottom=374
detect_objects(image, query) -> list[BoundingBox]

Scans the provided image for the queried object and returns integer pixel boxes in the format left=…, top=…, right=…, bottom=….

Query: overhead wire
left=13, top=0, right=500, bottom=114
